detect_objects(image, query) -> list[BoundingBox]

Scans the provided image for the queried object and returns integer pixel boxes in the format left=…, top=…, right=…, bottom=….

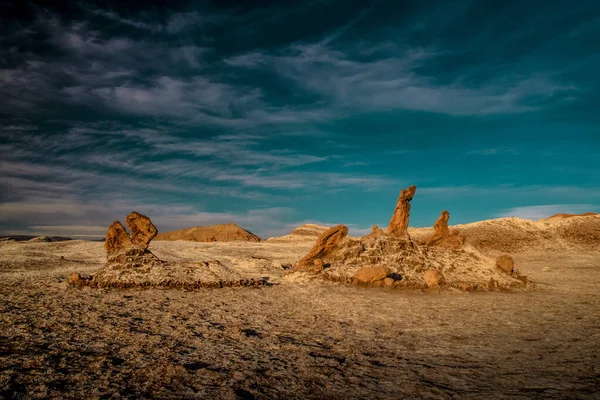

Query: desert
left=1, top=188, right=599, bottom=399
left=2, top=1, right=600, bottom=398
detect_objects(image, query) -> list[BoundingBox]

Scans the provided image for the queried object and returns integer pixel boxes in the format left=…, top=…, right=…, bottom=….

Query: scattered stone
left=496, top=255, right=515, bottom=274
left=388, top=185, right=417, bottom=237
left=423, top=269, right=445, bottom=287
left=383, top=277, right=395, bottom=288
left=294, top=225, right=348, bottom=272
left=126, top=211, right=158, bottom=250
left=354, top=266, right=391, bottom=283
left=104, top=221, right=132, bottom=255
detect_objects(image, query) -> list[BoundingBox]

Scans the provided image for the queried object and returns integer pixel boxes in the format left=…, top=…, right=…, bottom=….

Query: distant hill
left=409, top=213, right=600, bottom=253
left=155, top=223, right=262, bottom=242
left=0, top=235, right=73, bottom=242
left=266, top=224, right=330, bottom=242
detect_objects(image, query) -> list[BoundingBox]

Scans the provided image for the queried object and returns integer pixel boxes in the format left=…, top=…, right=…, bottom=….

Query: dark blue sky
left=1, top=0, right=599, bottom=238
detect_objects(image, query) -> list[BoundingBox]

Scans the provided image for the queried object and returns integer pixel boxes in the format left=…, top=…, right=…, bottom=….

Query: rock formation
left=426, top=210, right=464, bottom=249
left=105, top=221, right=132, bottom=255
left=388, top=185, right=417, bottom=237
left=294, top=224, right=348, bottom=272
left=155, top=223, right=261, bottom=242
left=126, top=211, right=157, bottom=250
left=292, top=186, right=531, bottom=291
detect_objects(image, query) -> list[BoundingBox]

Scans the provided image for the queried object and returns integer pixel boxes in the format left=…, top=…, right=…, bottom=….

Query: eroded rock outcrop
left=294, top=224, right=348, bottom=272
left=292, top=186, right=530, bottom=291
left=388, top=185, right=417, bottom=237
left=105, top=221, right=132, bottom=255
left=126, top=211, right=157, bottom=250
left=426, top=210, right=465, bottom=249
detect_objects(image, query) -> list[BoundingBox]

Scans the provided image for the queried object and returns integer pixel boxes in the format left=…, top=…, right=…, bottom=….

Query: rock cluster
left=293, top=184, right=529, bottom=291
left=70, top=212, right=267, bottom=290
left=388, top=185, right=417, bottom=238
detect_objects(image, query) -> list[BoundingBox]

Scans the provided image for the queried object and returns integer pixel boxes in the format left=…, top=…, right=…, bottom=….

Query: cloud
left=497, top=204, right=598, bottom=220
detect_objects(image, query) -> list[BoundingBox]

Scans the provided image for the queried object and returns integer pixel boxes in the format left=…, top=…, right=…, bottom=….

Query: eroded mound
left=292, top=185, right=531, bottom=291
left=155, top=223, right=262, bottom=243
left=266, top=224, right=330, bottom=242
left=70, top=213, right=267, bottom=289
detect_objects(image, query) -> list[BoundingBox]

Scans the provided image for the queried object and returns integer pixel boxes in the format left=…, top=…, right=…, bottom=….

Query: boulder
left=294, top=224, right=348, bottom=272
left=423, top=269, right=445, bottom=287
left=496, top=255, right=515, bottom=274
left=354, top=266, right=390, bottom=283
left=104, top=221, right=132, bottom=255
left=126, top=211, right=158, bottom=250
left=388, top=185, right=417, bottom=237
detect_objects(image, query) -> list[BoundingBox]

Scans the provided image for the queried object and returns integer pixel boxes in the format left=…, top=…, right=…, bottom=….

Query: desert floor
left=1, top=240, right=599, bottom=399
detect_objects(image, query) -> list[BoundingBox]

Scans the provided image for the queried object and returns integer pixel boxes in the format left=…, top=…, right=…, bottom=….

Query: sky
left=1, top=0, right=599, bottom=239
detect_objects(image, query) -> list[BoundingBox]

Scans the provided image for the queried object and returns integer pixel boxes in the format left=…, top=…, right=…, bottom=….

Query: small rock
left=383, top=277, right=395, bottom=288
left=496, top=255, right=514, bottom=274
left=311, top=258, right=325, bottom=274
left=354, top=266, right=390, bottom=283
left=68, top=273, right=87, bottom=287
left=423, top=269, right=445, bottom=287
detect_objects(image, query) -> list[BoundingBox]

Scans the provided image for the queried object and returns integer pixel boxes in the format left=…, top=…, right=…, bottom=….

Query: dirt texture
left=0, top=237, right=599, bottom=399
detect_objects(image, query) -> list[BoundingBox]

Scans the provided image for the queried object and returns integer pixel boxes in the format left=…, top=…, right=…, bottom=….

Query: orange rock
left=383, top=277, right=395, bottom=288
left=68, top=273, right=88, bottom=287
left=388, top=185, right=417, bottom=237
left=496, top=255, right=515, bottom=274
left=126, top=211, right=158, bottom=250
left=427, top=210, right=450, bottom=245
left=295, top=225, right=348, bottom=272
left=354, top=266, right=390, bottom=283
left=423, top=269, right=444, bottom=287
left=311, top=258, right=325, bottom=274
left=104, top=221, right=132, bottom=255
left=426, top=210, right=464, bottom=249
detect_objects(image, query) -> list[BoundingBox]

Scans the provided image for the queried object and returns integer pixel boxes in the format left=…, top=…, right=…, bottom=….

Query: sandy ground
left=1, top=240, right=599, bottom=399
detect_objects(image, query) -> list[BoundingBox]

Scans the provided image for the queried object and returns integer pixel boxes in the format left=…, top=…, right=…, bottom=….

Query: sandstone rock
left=427, top=210, right=450, bottom=245
left=371, top=225, right=385, bottom=235
left=126, top=211, right=158, bottom=250
left=295, top=225, right=348, bottom=272
left=496, top=255, right=515, bottom=274
left=388, top=185, right=417, bottom=237
left=426, top=211, right=465, bottom=249
left=104, top=221, right=132, bottom=255
left=383, top=277, right=395, bottom=288
left=68, top=273, right=88, bottom=287
left=312, top=258, right=325, bottom=274
left=354, top=266, right=390, bottom=283
left=423, top=269, right=444, bottom=287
